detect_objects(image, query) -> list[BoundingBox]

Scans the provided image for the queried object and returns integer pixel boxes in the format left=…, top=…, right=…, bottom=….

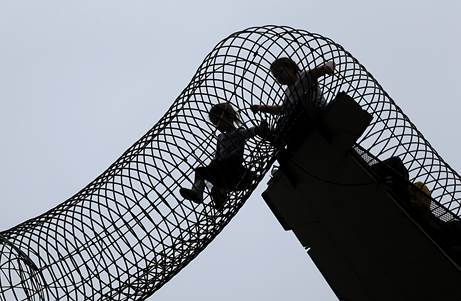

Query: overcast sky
left=0, top=1, right=460, bottom=300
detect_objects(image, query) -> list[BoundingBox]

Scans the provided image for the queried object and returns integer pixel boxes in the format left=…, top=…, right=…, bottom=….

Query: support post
left=263, top=94, right=461, bottom=301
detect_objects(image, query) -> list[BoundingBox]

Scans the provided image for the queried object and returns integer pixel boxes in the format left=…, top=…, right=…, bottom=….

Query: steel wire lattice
left=1, top=25, right=460, bottom=300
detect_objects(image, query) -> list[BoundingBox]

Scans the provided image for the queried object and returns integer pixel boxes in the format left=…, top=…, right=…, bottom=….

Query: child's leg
left=211, top=186, right=227, bottom=210
left=193, top=166, right=207, bottom=193
left=181, top=160, right=234, bottom=209
left=179, top=166, right=207, bottom=203
left=208, top=160, right=244, bottom=210
left=209, top=164, right=253, bottom=210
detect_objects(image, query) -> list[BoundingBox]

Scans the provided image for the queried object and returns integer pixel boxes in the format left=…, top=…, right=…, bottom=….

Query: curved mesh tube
left=1, top=25, right=460, bottom=300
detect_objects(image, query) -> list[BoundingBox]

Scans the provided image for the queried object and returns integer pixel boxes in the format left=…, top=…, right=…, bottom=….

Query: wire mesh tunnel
left=0, top=25, right=460, bottom=300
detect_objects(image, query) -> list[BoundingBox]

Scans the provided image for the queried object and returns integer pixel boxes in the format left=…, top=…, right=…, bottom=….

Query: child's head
left=209, top=103, right=238, bottom=132
left=270, top=57, right=300, bottom=85
left=410, top=181, right=432, bottom=211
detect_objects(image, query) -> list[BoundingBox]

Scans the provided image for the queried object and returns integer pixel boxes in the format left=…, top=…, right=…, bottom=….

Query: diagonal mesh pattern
left=0, top=25, right=460, bottom=300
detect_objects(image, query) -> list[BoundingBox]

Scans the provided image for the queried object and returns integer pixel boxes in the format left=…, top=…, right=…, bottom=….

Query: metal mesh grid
left=0, top=25, right=460, bottom=300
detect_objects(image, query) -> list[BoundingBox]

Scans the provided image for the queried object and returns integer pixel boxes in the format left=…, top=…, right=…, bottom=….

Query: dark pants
left=195, top=159, right=255, bottom=191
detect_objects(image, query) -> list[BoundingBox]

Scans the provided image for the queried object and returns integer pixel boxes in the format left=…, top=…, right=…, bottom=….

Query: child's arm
left=243, top=120, right=269, bottom=139
left=231, top=120, right=269, bottom=141
left=309, top=60, right=335, bottom=80
left=250, top=104, right=283, bottom=115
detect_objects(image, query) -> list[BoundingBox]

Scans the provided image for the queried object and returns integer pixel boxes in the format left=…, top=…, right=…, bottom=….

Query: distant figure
left=406, top=181, right=461, bottom=263
left=408, top=181, right=432, bottom=212
left=250, top=57, right=335, bottom=148
left=405, top=181, right=443, bottom=234
left=180, top=103, right=268, bottom=209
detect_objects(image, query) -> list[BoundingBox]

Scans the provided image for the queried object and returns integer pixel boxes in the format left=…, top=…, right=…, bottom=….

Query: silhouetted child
left=180, top=103, right=268, bottom=209
left=407, top=181, right=461, bottom=264
left=251, top=57, right=335, bottom=148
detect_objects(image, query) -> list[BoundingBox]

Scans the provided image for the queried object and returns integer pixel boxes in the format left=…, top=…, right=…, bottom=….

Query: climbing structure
left=0, top=25, right=460, bottom=300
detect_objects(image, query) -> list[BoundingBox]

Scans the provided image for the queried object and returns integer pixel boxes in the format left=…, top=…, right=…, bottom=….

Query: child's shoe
left=179, top=188, right=203, bottom=204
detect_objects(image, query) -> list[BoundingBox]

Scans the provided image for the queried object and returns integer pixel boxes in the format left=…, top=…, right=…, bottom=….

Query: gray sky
left=0, top=1, right=460, bottom=300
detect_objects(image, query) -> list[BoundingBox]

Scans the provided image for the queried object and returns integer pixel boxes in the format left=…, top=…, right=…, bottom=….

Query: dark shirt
left=214, top=127, right=259, bottom=163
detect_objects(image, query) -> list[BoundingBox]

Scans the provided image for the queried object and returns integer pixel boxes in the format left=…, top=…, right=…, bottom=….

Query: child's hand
left=250, top=104, right=261, bottom=113
left=324, top=61, right=335, bottom=75
left=258, top=119, right=270, bottom=136
left=259, top=119, right=269, bottom=130
left=257, top=119, right=272, bottom=140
